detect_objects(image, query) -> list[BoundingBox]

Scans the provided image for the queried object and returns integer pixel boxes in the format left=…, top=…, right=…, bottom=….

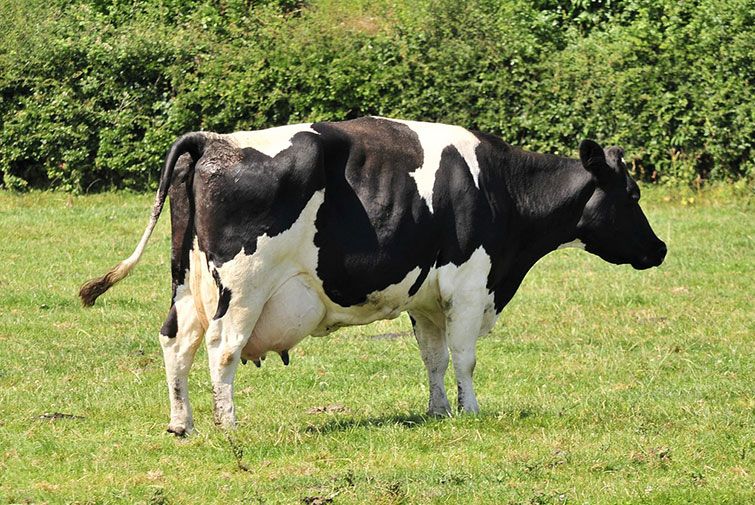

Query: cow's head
left=575, top=140, right=667, bottom=270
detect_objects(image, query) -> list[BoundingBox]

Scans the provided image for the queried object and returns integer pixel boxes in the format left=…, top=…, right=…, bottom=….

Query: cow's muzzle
left=632, top=241, right=667, bottom=270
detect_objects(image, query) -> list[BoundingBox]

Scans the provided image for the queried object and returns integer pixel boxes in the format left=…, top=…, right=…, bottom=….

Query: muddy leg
left=205, top=304, right=262, bottom=428
left=159, top=287, right=204, bottom=436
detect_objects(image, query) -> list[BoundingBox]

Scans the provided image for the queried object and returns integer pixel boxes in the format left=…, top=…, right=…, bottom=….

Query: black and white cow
left=80, top=117, right=666, bottom=435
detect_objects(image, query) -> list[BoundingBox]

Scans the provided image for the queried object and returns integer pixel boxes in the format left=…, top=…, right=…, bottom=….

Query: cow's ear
left=579, top=139, right=608, bottom=179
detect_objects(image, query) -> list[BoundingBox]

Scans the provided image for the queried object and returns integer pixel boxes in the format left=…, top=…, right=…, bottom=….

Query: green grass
left=0, top=187, right=753, bottom=504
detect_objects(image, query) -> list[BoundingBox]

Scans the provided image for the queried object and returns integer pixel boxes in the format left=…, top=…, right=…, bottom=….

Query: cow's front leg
left=447, top=327, right=480, bottom=413
left=444, top=294, right=489, bottom=414
left=409, top=312, right=452, bottom=416
left=159, top=290, right=204, bottom=436
left=437, top=248, right=497, bottom=414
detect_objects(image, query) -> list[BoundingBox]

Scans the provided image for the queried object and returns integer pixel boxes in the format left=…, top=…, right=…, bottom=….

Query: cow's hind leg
left=159, top=286, right=204, bottom=436
left=204, top=301, right=262, bottom=429
left=409, top=312, right=452, bottom=416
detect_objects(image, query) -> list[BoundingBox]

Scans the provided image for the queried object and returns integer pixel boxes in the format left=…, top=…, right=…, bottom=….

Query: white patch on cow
left=408, top=312, right=451, bottom=416
left=188, top=239, right=218, bottom=332
left=557, top=239, right=586, bottom=250
left=379, top=118, right=482, bottom=213
left=436, top=247, right=498, bottom=337
left=213, top=191, right=324, bottom=309
left=226, top=123, right=318, bottom=158
left=439, top=247, right=496, bottom=413
left=198, top=191, right=324, bottom=366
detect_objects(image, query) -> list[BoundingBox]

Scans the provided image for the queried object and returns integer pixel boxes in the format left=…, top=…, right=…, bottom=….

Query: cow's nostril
left=655, top=242, right=667, bottom=264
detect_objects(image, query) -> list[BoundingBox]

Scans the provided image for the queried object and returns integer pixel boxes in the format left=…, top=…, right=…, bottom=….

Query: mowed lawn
left=0, top=188, right=752, bottom=505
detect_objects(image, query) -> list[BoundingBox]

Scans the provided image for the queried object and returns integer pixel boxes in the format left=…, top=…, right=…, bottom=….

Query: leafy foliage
left=1, top=0, right=753, bottom=191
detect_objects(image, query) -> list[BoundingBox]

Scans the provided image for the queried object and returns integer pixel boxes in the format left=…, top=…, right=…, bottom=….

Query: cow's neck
left=486, top=147, right=595, bottom=310
left=507, top=148, right=594, bottom=251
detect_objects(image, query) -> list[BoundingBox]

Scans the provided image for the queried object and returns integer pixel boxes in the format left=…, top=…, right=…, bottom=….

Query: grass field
left=0, top=188, right=752, bottom=504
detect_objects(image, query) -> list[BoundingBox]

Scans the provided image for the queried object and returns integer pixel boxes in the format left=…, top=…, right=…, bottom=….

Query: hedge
left=1, top=0, right=753, bottom=191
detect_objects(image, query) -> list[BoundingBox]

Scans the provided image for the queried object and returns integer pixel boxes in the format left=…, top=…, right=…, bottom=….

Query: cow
left=80, top=117, right=667, bottom=436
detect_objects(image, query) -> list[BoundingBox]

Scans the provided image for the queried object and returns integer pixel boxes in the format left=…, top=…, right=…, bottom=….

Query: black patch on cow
left=192, top=134, right=325, bottom=267
left=212, top=269, right=232, bottom=320
left=311, top=118, right=440, bottom=306
left=172, top=378, right=182, bottom=402
left=431, top=145, right=495, bottom=267
left=408, top=264, right=430, bottom=296
left=456, top=380, right=466, bottom=412
left=160, top=305, right=178, bottom=338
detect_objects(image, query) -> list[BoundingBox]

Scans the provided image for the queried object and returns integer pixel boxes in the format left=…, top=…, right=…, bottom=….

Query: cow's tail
left=79, top=132, right=211, bottom=307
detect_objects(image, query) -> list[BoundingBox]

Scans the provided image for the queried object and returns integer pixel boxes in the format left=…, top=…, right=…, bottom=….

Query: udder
left=241, top=274, right=325, bottom=361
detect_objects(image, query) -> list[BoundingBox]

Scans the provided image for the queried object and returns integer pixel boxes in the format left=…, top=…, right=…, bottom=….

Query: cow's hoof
left=214, top=420, right=238, bottom=430
left=167, top=424, right=189, bottom=437
left=458, top=405, right=480, bottom=415
left=427, top=409, right=453, bottom=418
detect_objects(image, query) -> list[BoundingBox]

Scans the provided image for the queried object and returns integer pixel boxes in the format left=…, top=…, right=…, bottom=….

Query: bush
left=0, top=0, right=752, bottom=191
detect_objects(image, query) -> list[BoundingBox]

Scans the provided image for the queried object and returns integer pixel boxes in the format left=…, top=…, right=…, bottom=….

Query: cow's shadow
left=304, top=411, right=437, bottom=435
